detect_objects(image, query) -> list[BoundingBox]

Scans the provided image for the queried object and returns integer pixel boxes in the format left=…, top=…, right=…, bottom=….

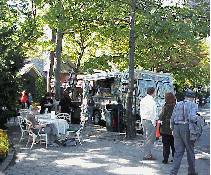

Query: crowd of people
left=20, top=88, right=201, bottom=174
left=140, top=87, right=199, bottom=175
left=20, top=91, right=75, bottom=115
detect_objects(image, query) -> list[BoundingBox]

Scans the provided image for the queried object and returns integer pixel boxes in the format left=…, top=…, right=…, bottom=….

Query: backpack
left=61, top=138, right=77, bottom=147
left=189, top=113, right=204, bottom=141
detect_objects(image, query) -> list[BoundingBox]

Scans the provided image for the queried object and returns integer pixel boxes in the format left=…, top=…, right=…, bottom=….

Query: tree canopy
left=5, top=0, right=209, bottom=91
left=35, top=0, right=210, bottom=90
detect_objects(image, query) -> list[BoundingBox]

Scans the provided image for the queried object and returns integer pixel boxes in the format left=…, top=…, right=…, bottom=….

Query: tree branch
left=112, top=0, right=131, bottom=6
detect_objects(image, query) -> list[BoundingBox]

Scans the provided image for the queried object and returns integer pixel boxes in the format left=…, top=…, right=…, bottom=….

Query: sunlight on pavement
left=86, top=147, right=111, bottom=153
left=83, top=138, right=97, bottom=142
left=54, top=157, right=108, bottom=168
left=108, top=158, right=130, bottom=164
left=108, top=166, right=160, bottom=174
left=195, top=152, right=210, bottom=160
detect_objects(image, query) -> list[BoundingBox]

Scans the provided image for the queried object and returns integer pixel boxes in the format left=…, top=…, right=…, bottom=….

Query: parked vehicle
left=79, top=69, right=175, bottom=132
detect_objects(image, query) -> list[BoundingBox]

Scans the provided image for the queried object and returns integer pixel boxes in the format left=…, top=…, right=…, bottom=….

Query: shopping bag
left=156, top=120, right=160, bottom=138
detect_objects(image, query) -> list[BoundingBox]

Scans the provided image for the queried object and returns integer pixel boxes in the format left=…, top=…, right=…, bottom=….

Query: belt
left=175, top=123, right=188, bottom=125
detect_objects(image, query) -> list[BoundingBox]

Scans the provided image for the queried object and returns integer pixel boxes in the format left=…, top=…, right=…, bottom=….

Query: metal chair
left=66, top=119, right=86, bottom=145
left=19, top=109, right=30, bottom=121
left=17, top=116, right=29, bottom=143
left=26, top=120, right=48, bottom=149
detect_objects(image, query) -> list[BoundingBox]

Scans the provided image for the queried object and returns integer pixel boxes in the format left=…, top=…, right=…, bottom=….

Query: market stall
left=79, top=69, right=175, bottom=132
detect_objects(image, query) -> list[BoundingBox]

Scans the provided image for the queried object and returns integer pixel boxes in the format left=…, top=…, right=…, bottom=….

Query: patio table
left=37, top=118, right=68, bottom=135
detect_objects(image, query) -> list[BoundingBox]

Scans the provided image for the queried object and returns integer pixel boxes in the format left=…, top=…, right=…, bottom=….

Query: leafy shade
left=0, top=5, right=24, bottom=110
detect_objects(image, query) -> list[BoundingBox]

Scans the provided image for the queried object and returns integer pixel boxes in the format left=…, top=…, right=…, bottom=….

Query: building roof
left=61, top=60, right=75, bottom=73
left=19, top=63, right=42, bottom=78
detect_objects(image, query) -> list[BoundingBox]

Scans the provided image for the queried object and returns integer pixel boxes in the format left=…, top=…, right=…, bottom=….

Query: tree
left=0, top=0, right=25, bottom=127
left=0, top=0, right=44, bottom=128
left=86, top=0, right=210, bottom=138
left=35, top=77, right=46, bottom=102
left=32, top=0, right=209, bottom=138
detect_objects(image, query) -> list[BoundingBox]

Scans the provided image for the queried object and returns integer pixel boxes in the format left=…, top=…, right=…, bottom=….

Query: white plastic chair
left=66, top=119, right=86, bottom=145
left=17, top=116, right=28, bottom=143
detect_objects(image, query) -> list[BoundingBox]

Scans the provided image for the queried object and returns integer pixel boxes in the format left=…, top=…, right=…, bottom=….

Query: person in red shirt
left=20, top=91, right=27, bottom=109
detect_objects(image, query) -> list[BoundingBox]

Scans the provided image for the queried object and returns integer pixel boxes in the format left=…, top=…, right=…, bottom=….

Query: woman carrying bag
left=159, top=92, right=176, bottom=164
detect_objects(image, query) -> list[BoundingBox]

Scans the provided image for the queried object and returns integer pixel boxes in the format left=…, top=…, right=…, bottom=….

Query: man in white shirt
left=140, top=87, right=157, bottom=160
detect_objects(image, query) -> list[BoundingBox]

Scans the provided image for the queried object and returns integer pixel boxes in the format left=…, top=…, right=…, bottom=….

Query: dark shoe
left=162, top=160, right=168, bottom=164
left=188, top=173, right=198, bottom=175
left=170, top=159, right=173, bottom=163
left=143, top=157, right=157, bottom=160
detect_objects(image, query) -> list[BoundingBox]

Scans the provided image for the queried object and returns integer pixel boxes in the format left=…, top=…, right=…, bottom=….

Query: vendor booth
left=79, top=69, right=175, bottom=133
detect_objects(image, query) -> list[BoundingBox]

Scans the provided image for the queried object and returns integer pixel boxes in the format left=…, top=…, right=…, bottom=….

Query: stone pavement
left=1, top=105, right=210, bottom=175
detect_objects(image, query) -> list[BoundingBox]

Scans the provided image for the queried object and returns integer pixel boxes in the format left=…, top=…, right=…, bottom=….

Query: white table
left=35, top=114, right=51, bottom=119
left=37, top=118, right=68, bottom=135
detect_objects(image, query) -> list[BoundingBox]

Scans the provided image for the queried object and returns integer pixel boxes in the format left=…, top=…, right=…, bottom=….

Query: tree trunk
left=55, top=32, right=62, bottom=100
left=126, top=0, right=137, bottom=139
left=48, top=29, right=56, bottom=92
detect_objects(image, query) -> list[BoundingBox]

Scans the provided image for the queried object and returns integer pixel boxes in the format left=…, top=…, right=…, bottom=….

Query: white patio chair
left=26, top=120, right=48, bottom=149
left=17, top=116, right=28, bottom=143
left=19, top=109, right=30, bottom=119
left=66, top=119, right=86, bottom=145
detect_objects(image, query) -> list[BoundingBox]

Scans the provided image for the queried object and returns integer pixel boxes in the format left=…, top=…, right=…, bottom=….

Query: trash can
left=106, top=104, right=123, bottom=132
left=71, top=101, right=81, bottom=124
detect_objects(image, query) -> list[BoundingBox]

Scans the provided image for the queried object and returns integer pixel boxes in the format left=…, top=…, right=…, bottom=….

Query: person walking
left=27, top=93, right=33, bottom=109
left=159, top=92, right=175, bottom=164
left=170, top=90, right=198, bottom=175
left=87, top=90, right=95, bottom=124
left=140, top=87, right=157, bottom=160
left=20, top=90, right=27, bottom=109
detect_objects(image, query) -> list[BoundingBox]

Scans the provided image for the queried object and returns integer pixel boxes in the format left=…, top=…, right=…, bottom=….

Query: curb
left=0, top=146, right=16, bottom=172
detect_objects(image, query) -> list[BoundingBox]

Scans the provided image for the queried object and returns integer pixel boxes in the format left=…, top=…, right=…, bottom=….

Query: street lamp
left=62, top=80, right=68, bottom=92
left=68, top=72, right=77, bottom=101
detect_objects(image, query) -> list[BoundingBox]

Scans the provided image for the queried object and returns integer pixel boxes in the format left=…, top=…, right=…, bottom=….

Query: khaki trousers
left=142, top=120, right=156, bottom=158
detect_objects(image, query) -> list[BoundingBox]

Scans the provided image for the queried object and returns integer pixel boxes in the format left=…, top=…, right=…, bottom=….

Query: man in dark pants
left=170, top=90, right=198, bottom=175
left=58, top=93, right=73, bottom=114
left=159, top=93, right=176, bottom=164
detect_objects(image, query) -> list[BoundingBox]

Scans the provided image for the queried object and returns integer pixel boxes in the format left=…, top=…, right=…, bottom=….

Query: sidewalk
left=2, top=105, right=210, bottom=175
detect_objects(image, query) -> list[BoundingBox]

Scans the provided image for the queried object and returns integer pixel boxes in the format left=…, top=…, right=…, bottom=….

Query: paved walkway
left=2, top=105, right=210, bottom=175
